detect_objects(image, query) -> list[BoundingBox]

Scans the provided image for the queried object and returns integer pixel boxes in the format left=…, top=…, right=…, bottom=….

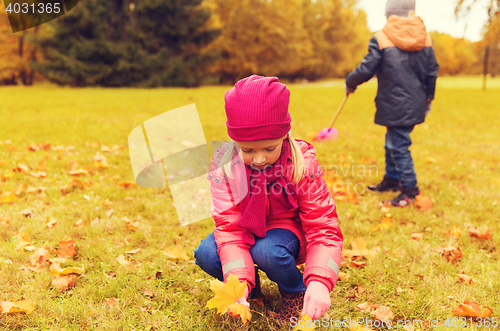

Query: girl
left=194, top=75, right=343, bottom=324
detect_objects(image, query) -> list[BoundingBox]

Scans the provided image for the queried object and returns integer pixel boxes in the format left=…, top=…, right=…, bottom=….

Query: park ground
left=0, top=76, right=499, bottom=330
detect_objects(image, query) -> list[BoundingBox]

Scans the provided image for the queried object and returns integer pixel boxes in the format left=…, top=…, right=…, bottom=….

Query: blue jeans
left=384, top=126, right=417, bottom=188
left=194, top=229, right=307, bottom=293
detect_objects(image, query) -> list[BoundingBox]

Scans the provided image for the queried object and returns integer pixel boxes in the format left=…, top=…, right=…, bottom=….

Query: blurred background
left=0, top=0, right=499, bottom=87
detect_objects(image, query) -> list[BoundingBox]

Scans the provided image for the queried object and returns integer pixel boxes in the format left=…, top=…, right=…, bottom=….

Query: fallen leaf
left=105, top=298, right=119, bottom=308
left=206, top=274, right=250, bottom=323
left=13, top=163, right=30, bottom=173
left=355, top=302, right=379, bottom=312
left=46, top=217, right=57, bottom=229
left=411, top=233, right=424, bottom=240
left=338, top=272, right=349, bottom=281
left=0, top=195, right=18, bottom=204
left=50, top=267, right=84, bottom=276
left=106, top=208, right=114, bottom=218
left=0, top=299, right=36, bottom=314
left=116, top=255, right=133, bottom=267
left=118, top=181, right=136, bottom=188
left=468, top=226, right=492, bottom=240
left=68, top=169, right=88, bottom=176
left=457, top=274, right=476, bottom=284
left=371, top=306, right=394, bottom=323
left=267, top=310, right=278, bottom=318
left=28, top=248, right=50, bottom=272
left=292, top=313, right=315, bottom=330
left=16, top=232, right=35, bottom=251
left=124, top=248, right=141, bottom=255
left=451, top=300, right=492, bottom=318
left=439, top=246, right=463, bottom=263
left=123, top=216, right=138, bottom=231
left=443, top=227, right=462, bottom=238
left=20, top=208, right=33, bottom=217
left=144, top=289, right=154, bottom=298
left=56, top=240, right=76, bottom=259
left=52, top=274, right=78, bottom=291
left=74, top=219, right=86, bottom=227
left=372, top=216, right=393, bottom=232
left=164, top=245, right=189, bottom=260
left=413, top=195, right=432, bottom=211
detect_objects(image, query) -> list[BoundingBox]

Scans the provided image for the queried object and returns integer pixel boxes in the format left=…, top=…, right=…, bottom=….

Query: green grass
left=0, top=76, right=499, bottom=330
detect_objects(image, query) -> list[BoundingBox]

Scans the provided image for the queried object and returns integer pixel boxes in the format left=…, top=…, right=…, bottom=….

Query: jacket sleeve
left=345, top=35, right=383, bottom=89
left=298, top=149, right=343, bottom=292
left=209, top=149, right=255, bottom=289
left=425, top=44, right=439, bottom=100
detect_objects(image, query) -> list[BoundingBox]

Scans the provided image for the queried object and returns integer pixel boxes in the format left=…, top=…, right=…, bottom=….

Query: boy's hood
left=382, top=15, right=428, bottom=52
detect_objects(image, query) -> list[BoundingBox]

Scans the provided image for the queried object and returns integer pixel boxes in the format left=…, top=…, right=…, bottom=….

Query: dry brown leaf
left=74, top=219, right=86, bottom=227
left=105, top=298, right=120, bottom=308
left=452, top=300, right=493, bottom=317
left=124, top=248, right=141, bottom=255
left=56, top=240, right=76, bottom=259
left=118, top=181, right=136, bottom=188
left=16, top=232, right=35, bottom=251
left=439, top=246, right=463, bottom=263
left=52, top=274, right=78, bottom=291
left=21, top=208, right=32, bottom=217
left=351, top=260, right=366, bottom=269
left=144, top=289, right=154, bottom=298
left=413, top=195, right=433, bottom=211
left=468, top=226, right=493, bottom=240
left=13, top=163, right=30, bottom=173
left=116, top=255, right=133, bottom=267
left=355, top=302, right=379, bottom=312
left=46, top=217, right=57, bottom=229
left=457, top=274, right=476, bottom=284
left=28, top=248, right=50, bottom=272
left=164, top=245, right=189, bottom=260
left=338, top=272, right=349, bottom=281
left=68, top=169, right=88, bottom=176
left=0, top=299, right=36, bottom=314
left=123, top=217, right=139, bottom=231
left=371, top=306, right=394, bottom=323
left=102, top=199, right=113, bottom=206
left=372, top=216, right=393, bottom=232
left=443, top=227, right=462, bottom=238
left=411, top=233, right=424, bottom=240
left=106, top=208, right=114, bottom=218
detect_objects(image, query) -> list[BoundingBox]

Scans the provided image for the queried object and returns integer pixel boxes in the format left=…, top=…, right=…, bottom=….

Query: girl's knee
left=252, top=245, right=291, bottom=271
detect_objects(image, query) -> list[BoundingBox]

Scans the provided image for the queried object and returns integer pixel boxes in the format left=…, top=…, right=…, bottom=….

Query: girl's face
left=234, top=135, right=287, bottom=170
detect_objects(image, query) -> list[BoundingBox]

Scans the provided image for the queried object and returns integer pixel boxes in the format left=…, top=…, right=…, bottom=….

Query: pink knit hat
left=225, top=75, right=291, bottom=141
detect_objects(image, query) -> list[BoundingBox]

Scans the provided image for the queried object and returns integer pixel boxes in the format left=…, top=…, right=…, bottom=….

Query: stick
left=327, top=94, right=349, bottom=129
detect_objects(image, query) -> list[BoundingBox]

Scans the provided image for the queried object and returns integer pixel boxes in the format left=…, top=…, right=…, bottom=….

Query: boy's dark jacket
left=346, top=15, right=439, bottom=127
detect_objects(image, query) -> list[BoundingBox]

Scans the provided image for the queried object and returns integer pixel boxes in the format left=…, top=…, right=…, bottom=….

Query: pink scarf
left=236, top=139, right=300, bottom=245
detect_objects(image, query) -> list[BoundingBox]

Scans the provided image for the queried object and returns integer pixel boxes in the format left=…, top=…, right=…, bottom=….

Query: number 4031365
left=5, top=2, right=61, bottom=14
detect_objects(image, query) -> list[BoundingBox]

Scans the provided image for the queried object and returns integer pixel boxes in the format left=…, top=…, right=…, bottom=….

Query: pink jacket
left=207, top=139, right=343, bottom=292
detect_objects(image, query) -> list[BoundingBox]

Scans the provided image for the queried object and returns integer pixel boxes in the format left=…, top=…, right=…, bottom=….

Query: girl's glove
left=300, top=281, right=331, bottom=320
left=228, top=284, right=250, bottom=317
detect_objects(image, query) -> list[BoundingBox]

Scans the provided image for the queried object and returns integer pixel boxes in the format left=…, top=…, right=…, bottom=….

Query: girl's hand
left=300, top=281, right=330, bottom=320
left=228, top=284, right=250, bottom=317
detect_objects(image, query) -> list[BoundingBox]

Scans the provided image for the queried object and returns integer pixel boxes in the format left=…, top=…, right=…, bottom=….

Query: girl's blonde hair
left=216, top=135, right=305, bottom=184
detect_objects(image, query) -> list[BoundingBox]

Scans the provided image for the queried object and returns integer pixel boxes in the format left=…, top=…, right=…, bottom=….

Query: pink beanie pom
left=225, top=75, right=291, bottom=141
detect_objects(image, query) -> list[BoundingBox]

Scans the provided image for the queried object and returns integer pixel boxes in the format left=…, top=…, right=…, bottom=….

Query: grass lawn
left=0, top=76, right=499, bottom=330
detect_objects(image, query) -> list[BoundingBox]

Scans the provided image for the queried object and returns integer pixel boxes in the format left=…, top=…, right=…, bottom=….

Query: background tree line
left=0, top=0, right=499, bottom=87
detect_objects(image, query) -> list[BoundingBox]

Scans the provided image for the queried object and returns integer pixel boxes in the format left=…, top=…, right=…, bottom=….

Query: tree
left=32, top=0, right=220, bottom=87
left=456, top=0, right=500, bottom=89
left=205, top=0, right=370, bottom=83
left=0, top=2, right=42, bottom=85
left=430, top=31, right=476, bottom=75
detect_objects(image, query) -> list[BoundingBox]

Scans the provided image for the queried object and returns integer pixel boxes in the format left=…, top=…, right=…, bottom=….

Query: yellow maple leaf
left=206, top=274, right=250, bottom=323
left=0, top=299, right=36, bottom=314
left=164, top=245, right=188, bottom=260
left=50, top=267, right=85, bottom=276
left=292, top=313, right=316, bottom=330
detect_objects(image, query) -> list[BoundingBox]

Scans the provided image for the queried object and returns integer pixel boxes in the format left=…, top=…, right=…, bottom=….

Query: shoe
left=368, top=175, right=401, bottom=192
left=275, top=290, right=305, bottom=324
left=385, top=186, right=419, bottom=207
left=248, top=266, right=263, bottom=300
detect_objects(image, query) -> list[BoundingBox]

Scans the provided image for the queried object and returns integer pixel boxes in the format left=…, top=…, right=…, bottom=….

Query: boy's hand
left=344, top=84, right=356, bottom=96
left=300, top=281, right=331, bottom=320
left=425, top=98, right=432, bottom=116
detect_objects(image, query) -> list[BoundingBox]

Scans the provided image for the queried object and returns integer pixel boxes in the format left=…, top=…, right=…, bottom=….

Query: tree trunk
left=483, top=45, right=490, bottom=91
